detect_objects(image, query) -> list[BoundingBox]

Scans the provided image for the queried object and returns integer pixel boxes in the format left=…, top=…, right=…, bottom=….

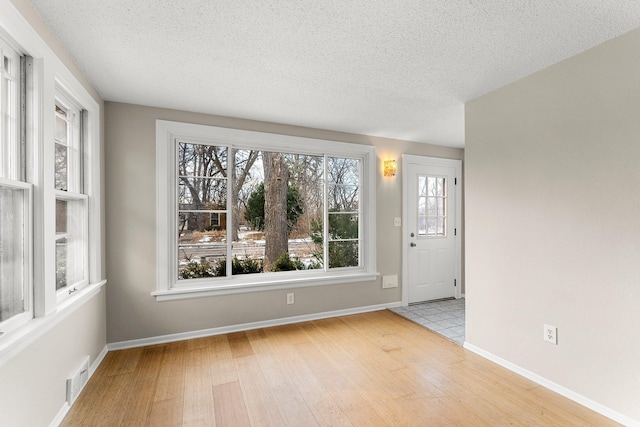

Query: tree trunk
left=231, top=161, right=239, bottom=242
left=262, top=151, right=289, bottom=271
left=231, top=150, right=259, bottom=242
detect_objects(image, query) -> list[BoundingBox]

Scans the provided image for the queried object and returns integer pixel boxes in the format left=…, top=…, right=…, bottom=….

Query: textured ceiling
left=28, top=1, right=640, bottom=147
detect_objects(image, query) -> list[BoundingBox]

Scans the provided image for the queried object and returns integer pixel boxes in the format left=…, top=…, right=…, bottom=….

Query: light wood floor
left=62, top=310, right=617, bottom=426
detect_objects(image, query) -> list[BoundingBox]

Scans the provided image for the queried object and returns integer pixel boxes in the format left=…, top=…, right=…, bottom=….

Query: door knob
left=410, top=232, right=415, bottom=237
left=410, top=242, right=416, bottom=247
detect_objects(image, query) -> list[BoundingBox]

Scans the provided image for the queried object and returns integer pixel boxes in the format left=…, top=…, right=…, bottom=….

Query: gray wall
left=465, top=28, right=640, bottom=421
left=105, top=102, right=463, bottom=343
left=0, top=2, right=107, bottom=425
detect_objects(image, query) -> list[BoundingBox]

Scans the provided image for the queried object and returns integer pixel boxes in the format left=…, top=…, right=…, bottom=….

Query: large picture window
left=156, top=121, right=377, bottom=300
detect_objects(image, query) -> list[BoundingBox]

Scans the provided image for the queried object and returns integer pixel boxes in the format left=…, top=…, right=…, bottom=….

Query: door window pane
left=418, top=175, right=446, bottom=237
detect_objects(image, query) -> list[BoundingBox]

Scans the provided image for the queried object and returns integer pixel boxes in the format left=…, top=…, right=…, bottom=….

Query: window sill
left=0, top=279, right=107, bottom=369
left=152, top=271, right=380, bottom=302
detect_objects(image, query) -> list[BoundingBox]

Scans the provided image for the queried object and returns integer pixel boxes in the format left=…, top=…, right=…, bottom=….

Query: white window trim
left=155, top=120, right=378, bottom=301
left=54, top=190, right=89, bottom=303
left=53, top=89, right=90, bottom=303
left=41, top=77, right=102, bottom=316
left=0, top=0, right=105, bottom=364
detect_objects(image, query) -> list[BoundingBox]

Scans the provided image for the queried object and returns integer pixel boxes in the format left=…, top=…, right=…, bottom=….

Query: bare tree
left=177, top=143, right=260, bottom=241
left=327, top=157, right=359, bottom=211
left=262, top=151, right=290, bottom=270
left=178, top=143, right=227, bottom=231
left=231, top=150, right=259, bottom=241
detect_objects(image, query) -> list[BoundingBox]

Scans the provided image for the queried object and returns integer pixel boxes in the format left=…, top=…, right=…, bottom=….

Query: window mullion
left=173, top=138, right=180, bottom=284
left=358, top=161, right=363, bottom=267
left=323, top=154, right=328, bottom=272
left=226, top=146, right=233, bottom=278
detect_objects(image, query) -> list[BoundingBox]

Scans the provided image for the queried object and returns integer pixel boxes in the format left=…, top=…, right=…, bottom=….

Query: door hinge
left=455, top=177, right=457, bottom=185
left=454, top=279, right=457, bottom=287
left=454, top=228, right=457, bottom=236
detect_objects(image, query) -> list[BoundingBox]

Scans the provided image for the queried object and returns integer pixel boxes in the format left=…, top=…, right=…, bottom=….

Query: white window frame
left=0, top=0, right=105, bottom=366
left=155, top=120, right=378, bottom=301
left=54, top=90, right=89, bottom=303
left=0, top=34, right=33, bottom=335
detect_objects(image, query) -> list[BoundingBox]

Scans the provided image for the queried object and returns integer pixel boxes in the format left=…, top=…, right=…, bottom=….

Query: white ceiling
left=29, top=1, right=640, bottom=148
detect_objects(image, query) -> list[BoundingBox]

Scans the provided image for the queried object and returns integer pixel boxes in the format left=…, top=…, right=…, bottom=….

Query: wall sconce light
left=384, top=159, right=397, bottom=177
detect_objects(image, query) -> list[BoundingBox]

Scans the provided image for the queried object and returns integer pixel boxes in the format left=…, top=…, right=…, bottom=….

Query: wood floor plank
left=103, top=346, right=144, bottom=377
left=210, top=358, right=238, bottom=386
left=119, top=346, right=165, bottom=426
left=227, top=331, right=255, bottom=358
left=61, top=310, right=621, bottom=427
left=529, top=385, right=619, bottom=426
left=207, top=334, right=234, bottom=362
left=154, top=343, right=187, bottom=402
left=280, top=343, right=353, bottom=426
left=235, top=355, right=286, bottom=426
left=148, top=397, right=184, bottom=427
left=255, top=351, right=319, bottom=426
left=212, top=381, right=251, bottom=427
left=295, top=336, right=371, bottom=412
left=182, top=364, right=216, bottom=427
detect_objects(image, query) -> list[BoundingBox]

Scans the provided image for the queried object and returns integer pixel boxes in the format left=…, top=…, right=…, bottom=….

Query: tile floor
left=391, top=298, right=466, bottom=345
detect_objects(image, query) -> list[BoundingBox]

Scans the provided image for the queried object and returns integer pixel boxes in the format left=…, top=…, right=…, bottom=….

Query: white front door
left=403, top=156, right=461, bottom=304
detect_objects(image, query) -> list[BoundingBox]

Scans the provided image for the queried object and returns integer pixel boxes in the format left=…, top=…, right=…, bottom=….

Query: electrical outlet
left=544, top=324, right=557, bottom=345
left=287, top=292, right=295, bottom=305
left=393, top=217, right=401, bottom=227
left=382, top=275, right=398, bottom=288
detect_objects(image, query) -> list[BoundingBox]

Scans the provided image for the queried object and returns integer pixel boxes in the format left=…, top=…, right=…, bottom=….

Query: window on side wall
left=0, top=37, right=32, bottom=334
left=54, top=91, right=89, bottom=301
left=0, top=10, right=103, bottom=353
left=155, top=121, right=377, bottom=300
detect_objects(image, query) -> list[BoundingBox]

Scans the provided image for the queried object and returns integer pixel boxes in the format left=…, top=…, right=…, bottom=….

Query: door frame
left=402, top=155, right=462, bottom=306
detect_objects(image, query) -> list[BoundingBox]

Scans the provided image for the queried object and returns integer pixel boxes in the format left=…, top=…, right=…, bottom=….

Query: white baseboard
left=108, top=302, right=402, bottom=351
left=48, top=403, right=70, bottom=427
left=464, top=342, right=639, bottom=427
left=90, top=345, right=108, bottom=376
